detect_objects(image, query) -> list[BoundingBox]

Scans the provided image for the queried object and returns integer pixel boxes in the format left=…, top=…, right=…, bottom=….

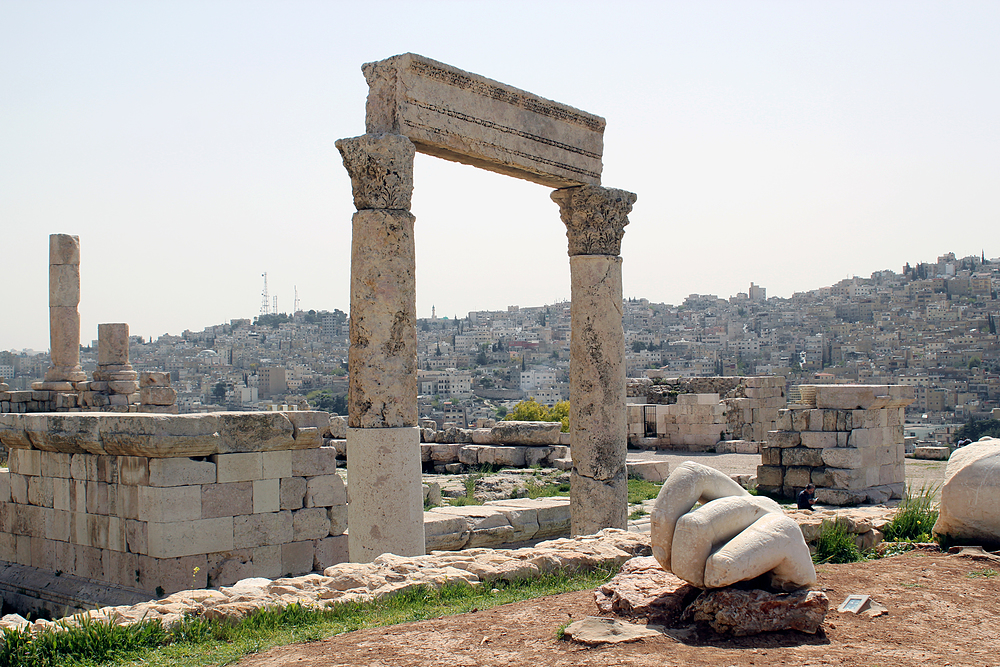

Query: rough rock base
left=598, top=556, right=829, bottom=636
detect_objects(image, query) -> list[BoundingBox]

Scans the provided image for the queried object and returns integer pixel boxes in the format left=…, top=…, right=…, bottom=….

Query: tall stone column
left=336, top=133, right=424, bottom=562
left=37, top=234, right=87, bottom=389
left=552, top=185, right=636, bottom=536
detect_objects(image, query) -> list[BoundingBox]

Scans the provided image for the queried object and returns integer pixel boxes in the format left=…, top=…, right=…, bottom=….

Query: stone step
left=911, top=446, right=950, bottom=460
left=552, top=457, right=573, bottom=471
left=424, top=496, right=571, bottom=551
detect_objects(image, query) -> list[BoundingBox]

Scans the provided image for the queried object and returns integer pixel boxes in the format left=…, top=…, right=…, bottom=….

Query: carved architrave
left=336, top=133, right=416, bottom=211
left=552, top=185, right=636, bottom=257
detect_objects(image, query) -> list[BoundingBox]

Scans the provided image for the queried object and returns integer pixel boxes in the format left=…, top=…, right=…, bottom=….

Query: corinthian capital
left=336, top=133, right=416, bottom=211
left=551, top=185, right=636, bottom=256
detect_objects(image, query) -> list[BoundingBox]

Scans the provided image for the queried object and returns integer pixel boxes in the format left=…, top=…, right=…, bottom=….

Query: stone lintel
left=552, top=185, right=636, bottom=256
left=363, top=53, right=605, bottom=188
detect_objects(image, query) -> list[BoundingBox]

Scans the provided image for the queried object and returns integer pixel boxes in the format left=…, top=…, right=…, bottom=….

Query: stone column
left=92, top=323, right=140, bottom=411
left=336, top=133, right=424, bottom=562
left=552, top=185, right=636, bottom=536
left=38, top=234, right=87, bottom=389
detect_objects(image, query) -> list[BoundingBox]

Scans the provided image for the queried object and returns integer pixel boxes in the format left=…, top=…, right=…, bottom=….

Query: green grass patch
left=626, top=477, right=661, bottom=504
left=0, top=568, right=617, bottom=667
left=967, top=568, right=998, bottom=579
left=812, top=519, right=865, bottom=564
left=525, top=479, right=571, bottom=499
left=882, top=484, right=939, bottom=543
left=445, top=473, right=485, bottom=506
left=447, top=494, right=483, bottom=507
left=628, top=508, right=648, bottom=520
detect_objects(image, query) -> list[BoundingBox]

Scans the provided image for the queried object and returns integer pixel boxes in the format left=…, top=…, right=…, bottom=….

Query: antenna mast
left=294, top=286, right=300, bottom=314
left=260, top=273, right=270, bottom=317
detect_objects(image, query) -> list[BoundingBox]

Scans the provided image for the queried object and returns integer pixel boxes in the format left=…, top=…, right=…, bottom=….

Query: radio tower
left=294, top=286, right=300, bottom=314
left=260, top=273, right=270, bottom=317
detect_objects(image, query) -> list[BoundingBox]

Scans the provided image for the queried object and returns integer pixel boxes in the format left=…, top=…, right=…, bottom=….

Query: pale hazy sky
left=3, top=1, right=998, bottom=351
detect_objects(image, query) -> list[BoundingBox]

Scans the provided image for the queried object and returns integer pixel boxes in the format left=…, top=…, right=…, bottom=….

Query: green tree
left=953, top=418, right=1000, bottom=443
left=212, top=381, right=227, bottom=401
left=307, top=389, right=347, bottom=415
left=548, top=400, right=570, bottom=432
left=504, top=398, right=570, bottom=432
left=631, top=341, right=647, bottom=352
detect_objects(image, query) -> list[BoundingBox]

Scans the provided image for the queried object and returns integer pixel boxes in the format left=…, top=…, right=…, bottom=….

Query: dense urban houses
left=3, top=252, right=997, bottom=433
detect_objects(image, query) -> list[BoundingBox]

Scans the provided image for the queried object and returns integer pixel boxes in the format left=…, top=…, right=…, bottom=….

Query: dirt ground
left=237, top=549, right=1000, bottom=667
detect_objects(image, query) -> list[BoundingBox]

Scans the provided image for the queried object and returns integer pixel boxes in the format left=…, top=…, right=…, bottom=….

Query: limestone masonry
left=757, top=384, right=915, bottom=504
left=0, top=411, right=347, bottom=604
left=363, top=53, right=605, bottom=188
left=627, top=376, right=786, bottom=450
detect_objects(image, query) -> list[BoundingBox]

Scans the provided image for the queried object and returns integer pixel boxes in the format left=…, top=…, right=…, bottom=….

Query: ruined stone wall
left=757, top=385, right=915, bottom=505
left=0, top=412, right=348, bottom=598
left=1, top=372, right=177, bottom=415
left=626, top=376, right=786, bottom=450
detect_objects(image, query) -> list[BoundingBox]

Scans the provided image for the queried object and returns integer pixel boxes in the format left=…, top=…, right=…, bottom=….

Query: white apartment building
left=418, top=368, right=472, bottom=398
left=530, top=387, right=564, bottom=405
left=0, top=364, right=14, bottom=382
left=520, top=366, right=557, bottom=392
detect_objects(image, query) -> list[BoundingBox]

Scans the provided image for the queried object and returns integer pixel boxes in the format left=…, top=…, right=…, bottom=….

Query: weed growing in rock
left=882, top=485, right=939, bottom=543
left=812, top=519, right=865, bottom=564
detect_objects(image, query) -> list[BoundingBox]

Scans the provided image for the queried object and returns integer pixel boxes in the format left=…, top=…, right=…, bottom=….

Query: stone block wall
left=626, top=376, right=786, bottom=450
left=757, top=384, right=915, bottom=505
left=0, top=371, right=177, bottom=415
left=0, top=412, right=348, bottom=598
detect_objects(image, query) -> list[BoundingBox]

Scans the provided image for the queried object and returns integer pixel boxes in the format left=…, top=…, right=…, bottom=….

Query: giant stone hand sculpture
left=651, top=461, right=816, bottom=591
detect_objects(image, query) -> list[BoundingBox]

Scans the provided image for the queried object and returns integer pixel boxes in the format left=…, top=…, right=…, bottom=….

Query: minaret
left=431, top=305, right=436, bottom=321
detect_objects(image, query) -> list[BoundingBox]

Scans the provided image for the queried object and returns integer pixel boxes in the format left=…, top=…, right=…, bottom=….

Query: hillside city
left=3, top=251, right=998, bottom=436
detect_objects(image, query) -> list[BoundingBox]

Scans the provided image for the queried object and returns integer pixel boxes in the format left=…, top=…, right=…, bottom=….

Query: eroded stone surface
left=683, top=587, right=829, bottom=636
left=563, top=616, right=662, bottom=645
left=336, top=133, right=415, bottom=211
left=97, top=324, right=130, bottom=367
left=362, top=53, right=605, bottom=188
left=594, top=556, right=699, bottom=625
left=43, top=235, right=86, bottom=384
left=0, top=412, right=308, bottom=456
left=553, top=185, right=635, bottom=257
left=347, top=427, right=424, bottom=562
left=568, top=254, right=627, bottom=535
left=348, top=209, right=417, bottom=429
left=933, top=437, right=1000, bottom=545
left=489, top=420, right=561, bottom=445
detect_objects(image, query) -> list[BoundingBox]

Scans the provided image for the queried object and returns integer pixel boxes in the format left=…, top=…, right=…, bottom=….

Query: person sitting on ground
left=797, top=483, right=817, bottom=510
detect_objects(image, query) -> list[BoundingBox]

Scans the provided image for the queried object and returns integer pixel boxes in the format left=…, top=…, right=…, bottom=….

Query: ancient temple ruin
left=337, top=53, right=637, bottom=561
left=0, top=234, right=178, bottom=416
